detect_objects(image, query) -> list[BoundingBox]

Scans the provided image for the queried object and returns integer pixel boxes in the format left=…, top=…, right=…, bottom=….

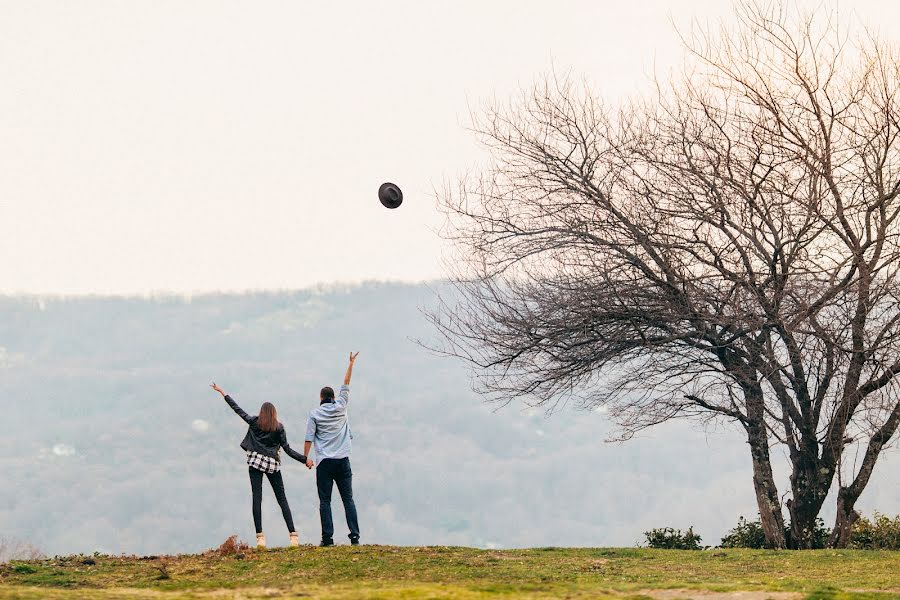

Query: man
left=304, top=352, right=361, bottom=546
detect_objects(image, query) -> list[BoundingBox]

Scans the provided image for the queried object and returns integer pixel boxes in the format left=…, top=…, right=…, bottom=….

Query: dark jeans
left=316, top=457, right=360, bottom=543
left=249, top=467, right=296, bottom=534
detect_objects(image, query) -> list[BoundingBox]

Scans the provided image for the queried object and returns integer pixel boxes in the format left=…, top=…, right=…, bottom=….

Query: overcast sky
left=3, top=1, right=900, bottom=294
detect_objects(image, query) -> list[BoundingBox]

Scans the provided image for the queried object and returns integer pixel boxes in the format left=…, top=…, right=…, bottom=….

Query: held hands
left=305, top=458, right=315, bottom=469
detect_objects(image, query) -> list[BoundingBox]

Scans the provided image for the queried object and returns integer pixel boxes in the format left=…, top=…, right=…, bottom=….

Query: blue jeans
left=316, top=457, right=360, bottom=543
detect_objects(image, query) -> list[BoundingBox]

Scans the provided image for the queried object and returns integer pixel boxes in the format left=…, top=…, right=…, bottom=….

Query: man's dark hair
left=320, top=386, right=335, bottom=403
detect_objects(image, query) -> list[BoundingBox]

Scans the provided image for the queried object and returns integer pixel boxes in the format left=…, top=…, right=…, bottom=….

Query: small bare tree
left=0, top=537, right=43, bottom=563
left=432, top=1, right=900, bottom=549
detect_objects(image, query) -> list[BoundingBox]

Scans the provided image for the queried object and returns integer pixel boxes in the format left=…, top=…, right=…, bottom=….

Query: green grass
left=1, top=546, right=898, bottom=599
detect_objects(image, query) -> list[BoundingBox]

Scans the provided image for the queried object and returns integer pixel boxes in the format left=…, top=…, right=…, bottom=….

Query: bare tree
left=431, top=1, right=900, bottom=549
left=0, top=537, right=43, bottom=563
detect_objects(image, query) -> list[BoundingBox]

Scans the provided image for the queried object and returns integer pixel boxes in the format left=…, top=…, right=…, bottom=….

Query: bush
left=721, top=513, right=900, bottom=549
left=850, top=512, right=900, bottom=550
left=719, top=515, right=831, bottom=549
left=644, top=526, right=703, bottom=550
left=720, top=516, right=767, bottom=549
left=217, top=535, right=250, bottom=556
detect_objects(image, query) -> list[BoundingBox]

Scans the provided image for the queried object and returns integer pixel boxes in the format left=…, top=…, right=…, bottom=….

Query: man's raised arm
left=336, top=352, right=358, bottom=408
left=343, top=352, right=359, bottom=386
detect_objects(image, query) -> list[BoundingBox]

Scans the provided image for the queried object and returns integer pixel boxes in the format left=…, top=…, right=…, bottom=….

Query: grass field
left=1, top=545, right=898, bottom=599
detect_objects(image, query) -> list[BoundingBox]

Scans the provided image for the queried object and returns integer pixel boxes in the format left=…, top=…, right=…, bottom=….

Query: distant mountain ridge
left=0, top=283, right=895, bottom=555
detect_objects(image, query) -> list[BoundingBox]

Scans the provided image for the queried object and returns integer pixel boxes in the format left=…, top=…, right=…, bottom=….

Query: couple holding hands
left=210, top=352, right=361, bottom=548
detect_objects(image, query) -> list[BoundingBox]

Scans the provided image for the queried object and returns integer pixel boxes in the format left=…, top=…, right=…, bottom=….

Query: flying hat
left=378, top=182, right=403, bottom=209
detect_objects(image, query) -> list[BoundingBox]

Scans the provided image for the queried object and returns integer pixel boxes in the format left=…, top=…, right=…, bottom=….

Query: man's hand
left=344, top=352, right=359, bottom=386
left=210, top=382, right=226, bottom=397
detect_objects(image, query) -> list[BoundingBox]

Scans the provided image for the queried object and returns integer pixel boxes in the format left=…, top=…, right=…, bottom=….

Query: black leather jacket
left=224, top=395, right=307, bottom=464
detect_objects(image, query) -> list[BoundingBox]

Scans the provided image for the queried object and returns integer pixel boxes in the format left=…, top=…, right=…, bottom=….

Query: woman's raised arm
left=210, top=382, right=253, bottom=424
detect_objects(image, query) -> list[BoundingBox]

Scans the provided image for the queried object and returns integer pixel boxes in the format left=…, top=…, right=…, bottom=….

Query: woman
left=211, top=382, right=313, bottom=548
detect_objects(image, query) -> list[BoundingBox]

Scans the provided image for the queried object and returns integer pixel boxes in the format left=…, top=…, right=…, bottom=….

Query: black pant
left=316, top=457, right=360, bottom=543
left=249, top=467, right=296, bottom=534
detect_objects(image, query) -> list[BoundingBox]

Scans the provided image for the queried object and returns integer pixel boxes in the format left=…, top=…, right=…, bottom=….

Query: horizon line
left=0, top=278, right=453, bottom=301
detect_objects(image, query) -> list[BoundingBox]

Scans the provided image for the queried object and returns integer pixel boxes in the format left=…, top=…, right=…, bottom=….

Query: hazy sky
left=2, top=1, right=900, bottom=294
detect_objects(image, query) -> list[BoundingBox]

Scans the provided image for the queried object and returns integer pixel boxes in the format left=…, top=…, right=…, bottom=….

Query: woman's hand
left=210, top=382, right=226, bottom=397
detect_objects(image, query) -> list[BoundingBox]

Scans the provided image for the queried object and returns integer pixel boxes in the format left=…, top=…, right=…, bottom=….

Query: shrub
left=217, top=535, right=250, bottom=556
left=719, top=515, right=831, bottom=549
left=154, top=560, right=171, bottom=580
left=720, top=516, right=767, bottom=549
left=850, top=512, right=900, bottom=550
left=644, top=526, right=703, bottom=550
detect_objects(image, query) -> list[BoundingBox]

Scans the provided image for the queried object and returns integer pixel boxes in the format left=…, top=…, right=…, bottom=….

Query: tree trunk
left=830, top=490, right=860, bottom=548
left=749, top=446, right=786, bottom=548
left=787, top=495, right=825, bottom=549
left=746, top=418, right=786, bottom=548
left=828, top=403, right=900, bottom=548
left=787, top=446, right=831, bottom=549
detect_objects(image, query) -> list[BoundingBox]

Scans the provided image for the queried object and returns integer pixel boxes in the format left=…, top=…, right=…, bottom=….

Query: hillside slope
left=2, top=545, right=899, bottom=599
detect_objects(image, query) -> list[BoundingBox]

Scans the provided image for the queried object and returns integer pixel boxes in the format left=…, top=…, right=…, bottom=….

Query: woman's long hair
left=257, top=402, right=280, bottom=432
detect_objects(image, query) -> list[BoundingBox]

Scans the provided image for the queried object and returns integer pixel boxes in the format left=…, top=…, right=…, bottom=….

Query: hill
left=2, top=545, right=899, bottom=599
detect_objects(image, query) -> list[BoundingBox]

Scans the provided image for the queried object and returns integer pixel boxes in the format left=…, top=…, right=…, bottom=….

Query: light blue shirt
left=305, top=385, right=352, bottom=460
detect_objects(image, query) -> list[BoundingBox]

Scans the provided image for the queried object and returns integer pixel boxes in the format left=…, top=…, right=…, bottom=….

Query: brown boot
left=256, top=532, right=266, bottom=549
left=289, top=532, right=299, bottom=547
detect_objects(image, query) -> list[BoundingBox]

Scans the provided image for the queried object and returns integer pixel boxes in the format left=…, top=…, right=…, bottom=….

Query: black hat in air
left=378, top=182, right=403, bottom=209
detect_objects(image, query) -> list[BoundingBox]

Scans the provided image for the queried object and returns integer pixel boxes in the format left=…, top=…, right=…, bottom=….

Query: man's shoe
left=319, top=540, right=334, bottom=547
left=350, top=539, right=360, bottom=546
